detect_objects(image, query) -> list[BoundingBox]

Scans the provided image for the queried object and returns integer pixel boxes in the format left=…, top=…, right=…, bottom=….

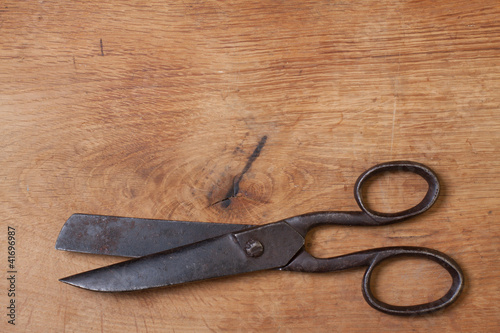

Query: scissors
left=56, top=161, right=464, bottom=315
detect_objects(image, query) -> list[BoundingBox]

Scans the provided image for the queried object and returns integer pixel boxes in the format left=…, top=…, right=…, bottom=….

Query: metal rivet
left=245, top=239, right=264, bottom=257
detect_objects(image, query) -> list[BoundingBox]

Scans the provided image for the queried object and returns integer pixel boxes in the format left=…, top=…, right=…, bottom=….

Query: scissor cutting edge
left=56, top=161, right=464, bottom=315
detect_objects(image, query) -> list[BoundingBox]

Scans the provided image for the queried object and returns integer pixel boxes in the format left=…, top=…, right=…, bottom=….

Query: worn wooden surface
left=1, top=0, right=499, bottom=331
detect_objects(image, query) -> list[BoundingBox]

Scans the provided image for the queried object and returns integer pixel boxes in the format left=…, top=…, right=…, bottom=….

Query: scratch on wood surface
left=343, top=98, right=392, bottom=120
left=63, top=304, right=67, bottom=332
left=26, top=304, right=33, bottom=326
left=390, top=47, right=401, bottom=156
left=134, top=315, right=139, bottom=332
left=100, top=39, right=104, bottom=56
left=391, top=98, right=397, bottom=155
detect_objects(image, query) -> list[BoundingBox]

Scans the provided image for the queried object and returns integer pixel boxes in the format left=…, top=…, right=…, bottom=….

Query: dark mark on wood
left=211, top=135, right=268, bottom=208
left=100, top=39, right=104, bottom=56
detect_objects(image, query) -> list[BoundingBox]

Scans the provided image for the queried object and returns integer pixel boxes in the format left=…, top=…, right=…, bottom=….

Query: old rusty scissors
left=56, top=161, right=464, bottom=315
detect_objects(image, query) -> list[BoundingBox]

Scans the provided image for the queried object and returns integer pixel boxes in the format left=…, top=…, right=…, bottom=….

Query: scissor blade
left=55, top=214, right=253, bottom=257
left=59, top=221, right=304, bottom=292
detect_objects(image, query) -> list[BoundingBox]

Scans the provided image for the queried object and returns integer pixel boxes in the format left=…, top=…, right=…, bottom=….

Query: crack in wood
left=211, top=135, right=267, bottom=208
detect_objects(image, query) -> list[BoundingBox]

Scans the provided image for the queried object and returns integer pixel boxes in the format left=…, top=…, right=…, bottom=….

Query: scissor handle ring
left=354, top=161, right=440, bottom=224
left=361, top=247, right=464, bottom=315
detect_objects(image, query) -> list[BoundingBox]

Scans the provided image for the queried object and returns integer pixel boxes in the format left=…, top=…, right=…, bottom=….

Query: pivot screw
left=245, top=239, right=264, bottom=257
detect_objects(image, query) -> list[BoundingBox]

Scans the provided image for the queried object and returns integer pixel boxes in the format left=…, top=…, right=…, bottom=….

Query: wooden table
left=2, top=1, right=499, bottom=331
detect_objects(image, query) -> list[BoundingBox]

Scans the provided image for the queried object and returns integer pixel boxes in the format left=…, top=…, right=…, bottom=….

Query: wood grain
left=1, top=0, right=499, bottom=331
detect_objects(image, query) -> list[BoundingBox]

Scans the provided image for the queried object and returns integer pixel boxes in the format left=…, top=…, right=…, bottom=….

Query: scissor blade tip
left=59, top=277, right=71, bottom=284
left=59, top=275, right=82, bottom=287
left=54, top=238, right=70, bottom=252
left=59, top=271, right=135, bottom=292
left=55, top=237, right=64, bottom=249
left=59, top=275, right=99, bottom=291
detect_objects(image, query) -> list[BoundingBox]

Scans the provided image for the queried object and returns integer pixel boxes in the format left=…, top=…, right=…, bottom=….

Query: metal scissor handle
left=353, top=160, right=440, bottom=224
left=282, top=161, right=464, bottom=315
left=360, top=247, right=463, bottom=315
left=282, top=246, right=464, bottom=315
left=285, top=161, right=441, bottom=234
